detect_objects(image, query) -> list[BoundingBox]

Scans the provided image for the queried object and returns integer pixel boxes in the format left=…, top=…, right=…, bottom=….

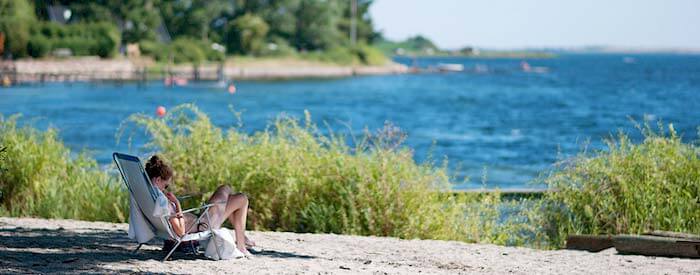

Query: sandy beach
left=0, top=217, right=697, bottom=274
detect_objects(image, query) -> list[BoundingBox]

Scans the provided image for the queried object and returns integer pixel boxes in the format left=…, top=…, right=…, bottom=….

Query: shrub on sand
left=539, top=123, right=700, bottom=247
left=0, top=115, right=128, bottom=222
left=120, top=104, right=475, bottom=240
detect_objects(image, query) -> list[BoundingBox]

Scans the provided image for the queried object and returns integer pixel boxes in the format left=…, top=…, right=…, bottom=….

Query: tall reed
left=539, top=123, right=700, bottom=247
left=120, top=104, right=478, bottom=240
left=0, top=115, right=128, bottom=222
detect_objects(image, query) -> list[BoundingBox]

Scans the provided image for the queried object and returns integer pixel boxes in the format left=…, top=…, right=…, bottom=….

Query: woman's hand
left=165, top=191, right=182, bottom=214
left=165, top=192, right=178, bottom=204
left=165, top=191, right=185, bottom=237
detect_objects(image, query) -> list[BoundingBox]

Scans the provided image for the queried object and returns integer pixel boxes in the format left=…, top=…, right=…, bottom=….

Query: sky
left=369, top=0, right=700, bottom=50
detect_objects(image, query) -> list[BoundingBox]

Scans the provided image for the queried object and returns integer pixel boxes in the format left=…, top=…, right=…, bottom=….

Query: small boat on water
left=520, top=61, right=549, bottom=73
left=436, top=63, right=464, bottom=72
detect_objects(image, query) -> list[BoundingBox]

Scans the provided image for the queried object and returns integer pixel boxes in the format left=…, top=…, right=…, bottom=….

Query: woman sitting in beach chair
left=145, top=155, right=256, bottom=256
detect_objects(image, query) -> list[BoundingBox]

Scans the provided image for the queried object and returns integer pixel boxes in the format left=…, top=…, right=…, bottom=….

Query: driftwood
left=565, top=235, right=614, bottom=252
left=566, top=232, right=700, bottom=258
left=644, top=230, right=700, bottom=241
left=613, top=235, right=700, bottom=258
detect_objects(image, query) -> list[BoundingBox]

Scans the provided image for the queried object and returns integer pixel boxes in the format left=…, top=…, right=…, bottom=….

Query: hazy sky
left=369, top=0, right=700, bottom=49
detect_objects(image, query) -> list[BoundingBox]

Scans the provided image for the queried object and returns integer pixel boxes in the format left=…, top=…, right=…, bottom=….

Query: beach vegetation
left=537, top=123, right=700, bottom=246
left=2, top=107, right=695, bottom=249
left=0, top=115, right=127, bottom=222
left=119, top=104, right=470, bottom=240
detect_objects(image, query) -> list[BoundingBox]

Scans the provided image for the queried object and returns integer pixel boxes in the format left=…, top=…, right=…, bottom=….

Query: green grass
left=538, top=123, right=700, bottom=247
left=0, top=115, right=128, bottom=222
left=118, top=104, right=474, bottom=240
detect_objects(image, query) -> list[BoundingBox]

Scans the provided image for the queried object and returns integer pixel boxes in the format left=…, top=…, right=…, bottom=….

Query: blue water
left=2, top=54, right=700, bottom=189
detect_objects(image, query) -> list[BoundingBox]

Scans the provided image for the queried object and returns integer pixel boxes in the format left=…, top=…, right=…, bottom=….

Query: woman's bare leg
left=206, top=185, right=251, bottom=252
left=224, top=193, right=249, bottom=252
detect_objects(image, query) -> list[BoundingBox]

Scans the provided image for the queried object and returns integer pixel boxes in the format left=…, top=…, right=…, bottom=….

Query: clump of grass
left=120, top=104, right=473, bottom=240
left=540, top=123, right=700, bottom=247
left=0, top=115, right=128, bottom=222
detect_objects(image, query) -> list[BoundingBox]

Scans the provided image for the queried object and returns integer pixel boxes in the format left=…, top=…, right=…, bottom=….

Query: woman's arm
left=165, top=192, right=186, bottom=237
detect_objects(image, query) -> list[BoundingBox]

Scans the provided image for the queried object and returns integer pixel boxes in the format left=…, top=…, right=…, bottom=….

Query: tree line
left=1, top=0, right=383, bottom=64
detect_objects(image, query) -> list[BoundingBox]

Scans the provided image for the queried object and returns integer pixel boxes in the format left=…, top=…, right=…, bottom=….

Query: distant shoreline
left=0, top=57, right=409, bottom=84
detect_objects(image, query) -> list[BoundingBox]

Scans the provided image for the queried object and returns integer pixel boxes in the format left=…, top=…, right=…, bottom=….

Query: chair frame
left=113, top=152, right=223, bottom=261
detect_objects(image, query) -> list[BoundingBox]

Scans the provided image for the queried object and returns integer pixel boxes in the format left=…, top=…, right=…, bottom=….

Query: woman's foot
left=237, top=245, right=253, bottom=258
left=245, top=235, right=257, bottom=249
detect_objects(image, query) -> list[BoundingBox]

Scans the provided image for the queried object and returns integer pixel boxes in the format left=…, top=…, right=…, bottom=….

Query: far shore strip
left=2, top=57, right=408, bottom=83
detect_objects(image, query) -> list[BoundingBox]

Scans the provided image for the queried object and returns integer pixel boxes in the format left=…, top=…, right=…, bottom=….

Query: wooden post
left=193, top=64, right=200, bottom=81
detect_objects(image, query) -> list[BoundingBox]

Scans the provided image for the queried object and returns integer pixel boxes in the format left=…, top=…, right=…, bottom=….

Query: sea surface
left=2, top=54, right=699, bottom=190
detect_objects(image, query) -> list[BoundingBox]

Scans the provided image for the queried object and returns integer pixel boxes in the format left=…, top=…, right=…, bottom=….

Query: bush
left=259, top=37, right=297, bottom=57
left=169, top=38, right=206, bottom=64
left=139, top=40, right=168, bottom=61
left=0, top=115, right=128, bottom=222
left=540, top=123, right=700, bottom=247
left=140, top=39, right=224, bottom=63
left=301, top=45, right=389, bottom=66
left=118, top=104, right=476, bottom=240
left=305, top=46, right=357, bottom=65
left=26, top=22, right=120, bottom=58
left=27, top=35, right=50, bottom=57
left=0, top=19, right=31, bottom=58
left=199, top=41, right=225, bottom=62
left=52, top=37, right=92, bottom=56
left=354, top=44, right=389, bottom=66
left=92, top=22, right=120, bottom=58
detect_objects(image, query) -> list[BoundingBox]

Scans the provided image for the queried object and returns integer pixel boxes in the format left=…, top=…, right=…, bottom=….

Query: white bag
left=205, top=228, right=245, bottom=260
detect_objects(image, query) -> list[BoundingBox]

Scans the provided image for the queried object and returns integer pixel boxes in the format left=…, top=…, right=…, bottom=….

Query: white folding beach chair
left=113, top=152, right=222, bottom=261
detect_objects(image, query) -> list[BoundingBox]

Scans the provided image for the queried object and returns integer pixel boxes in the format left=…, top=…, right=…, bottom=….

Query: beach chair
left=112, top=152, right=222, bottom=261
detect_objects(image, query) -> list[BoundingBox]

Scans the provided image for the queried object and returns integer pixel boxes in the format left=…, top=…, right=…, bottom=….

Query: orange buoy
left=156, top=106, right=166, bottom=117
left=227, top=84, right=236, bottom=94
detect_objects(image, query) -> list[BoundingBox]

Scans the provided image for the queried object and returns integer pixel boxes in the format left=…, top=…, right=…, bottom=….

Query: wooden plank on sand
left=645, top=231, right=700, bottom=241
left=613, top=235, right=700, bottom=258
left=565, top=235, right=614, bottom=252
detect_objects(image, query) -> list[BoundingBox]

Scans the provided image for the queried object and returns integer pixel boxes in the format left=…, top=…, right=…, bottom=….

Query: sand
left=0, top=217, right=697, bottom=274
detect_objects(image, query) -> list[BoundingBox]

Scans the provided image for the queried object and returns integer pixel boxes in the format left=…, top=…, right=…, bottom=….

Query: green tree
left=234, top=0, right=300, bottom=42
left=160, top=0, right=234, bottom=42
left=0, top=0, right=36, bottom=58
left=225, top=13, right=269, bottom=55
left=337, top=0, right=379, bottom=45
left=294, top=0, right=342, bottom=51
left=36, top=0, right=163, bottom=43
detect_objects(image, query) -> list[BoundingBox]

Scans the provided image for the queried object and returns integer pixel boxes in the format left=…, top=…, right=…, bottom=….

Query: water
left=2, top=54, right=699, bottom=190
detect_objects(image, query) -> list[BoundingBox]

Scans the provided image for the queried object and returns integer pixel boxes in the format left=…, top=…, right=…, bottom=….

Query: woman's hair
left=145, top=155, right=173, bottom=181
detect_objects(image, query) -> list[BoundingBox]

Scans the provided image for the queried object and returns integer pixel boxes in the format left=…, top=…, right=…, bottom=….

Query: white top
left=127, top=185, right=175, bottom=243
